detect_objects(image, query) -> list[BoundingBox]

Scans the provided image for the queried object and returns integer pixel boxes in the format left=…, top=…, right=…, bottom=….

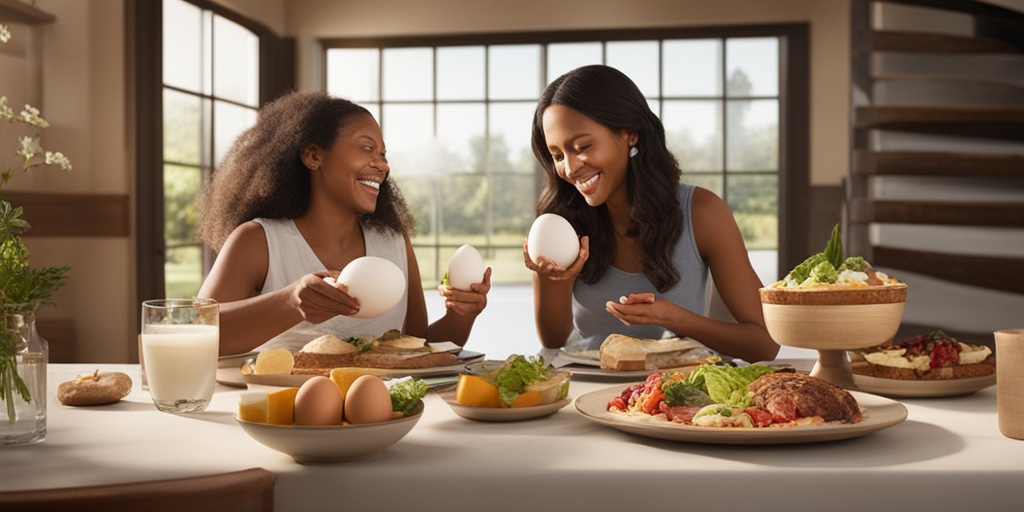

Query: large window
left=325, top=27, right=805, bottom=287
left=161, top=0, right=259, bottom=298
left=135, top=0, right=291, bottom=309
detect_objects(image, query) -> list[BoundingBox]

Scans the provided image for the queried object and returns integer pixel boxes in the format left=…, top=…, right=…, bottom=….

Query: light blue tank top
left=566, top=184, right=708, bottom=350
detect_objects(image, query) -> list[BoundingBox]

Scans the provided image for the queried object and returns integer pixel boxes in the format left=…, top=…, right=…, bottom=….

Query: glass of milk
left=141, top=299, right=219, bottom=413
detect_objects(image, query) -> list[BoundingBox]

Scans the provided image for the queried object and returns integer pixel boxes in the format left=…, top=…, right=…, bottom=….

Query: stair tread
left=871, top=30, right=1021, bottom=54
left=854, top=151, right=1024, bottom=176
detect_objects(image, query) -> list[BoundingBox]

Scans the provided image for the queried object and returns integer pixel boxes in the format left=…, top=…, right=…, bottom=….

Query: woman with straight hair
left=525, top=65, right=777, bottom=363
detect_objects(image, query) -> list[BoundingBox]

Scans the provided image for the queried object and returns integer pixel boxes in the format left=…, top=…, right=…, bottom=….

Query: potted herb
left=1, top=23, right=71, bottom=445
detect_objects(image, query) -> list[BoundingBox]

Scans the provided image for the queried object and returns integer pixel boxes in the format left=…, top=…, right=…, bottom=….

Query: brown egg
left=344, top=375, right=393, bottom=424
left=294, top=376, right=344, bottom=426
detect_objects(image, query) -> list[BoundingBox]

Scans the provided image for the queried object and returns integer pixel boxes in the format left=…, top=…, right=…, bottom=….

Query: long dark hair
left=531, top=65, right=683, bottom=292
left=198, top=91, right=414, bottom=251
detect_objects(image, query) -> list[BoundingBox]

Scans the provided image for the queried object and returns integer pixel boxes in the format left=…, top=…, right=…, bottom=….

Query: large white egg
left=447, top=245, right=485, bottom=291
left=527, top=213, right=580, bottom=269
left=336, top=256, right=406, bottom=318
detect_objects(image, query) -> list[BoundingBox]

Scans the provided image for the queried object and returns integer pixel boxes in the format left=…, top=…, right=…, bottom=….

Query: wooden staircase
left=848, top=0, right=1024, bottom=345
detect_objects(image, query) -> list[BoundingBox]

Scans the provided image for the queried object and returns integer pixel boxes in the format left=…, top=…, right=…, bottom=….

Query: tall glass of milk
left=141, top=299, right=219, bottom=413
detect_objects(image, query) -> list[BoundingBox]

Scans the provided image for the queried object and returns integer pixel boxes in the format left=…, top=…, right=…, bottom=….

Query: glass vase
left=0, top=305, right=48, bottom=445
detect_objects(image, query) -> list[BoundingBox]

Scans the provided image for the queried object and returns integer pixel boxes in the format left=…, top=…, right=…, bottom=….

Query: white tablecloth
left=2, top=364, right=1023, bottom=511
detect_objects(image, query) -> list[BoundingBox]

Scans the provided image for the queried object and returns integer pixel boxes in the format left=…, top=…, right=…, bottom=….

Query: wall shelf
left=0, top=0, right=55, bottom=25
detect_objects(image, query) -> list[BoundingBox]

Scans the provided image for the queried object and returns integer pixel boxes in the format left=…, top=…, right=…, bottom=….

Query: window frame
left=131, top=0, right=293, bottom=329
left=321, top=24, right=809, bottom=281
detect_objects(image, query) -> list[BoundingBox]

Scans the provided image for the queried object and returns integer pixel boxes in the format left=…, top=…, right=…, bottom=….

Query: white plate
left=216, top=352, right=259, bottom=388
left=559, top=363, right=712, bottom=380
left=238, top=351, right=485, bottom=387
left=852, top=372, right=996, bottom=398
left=575, top=386, right=907, bottom=445
left=557, top=349, right=601, bottom=367
left=441, top=395, right=572, bottom=422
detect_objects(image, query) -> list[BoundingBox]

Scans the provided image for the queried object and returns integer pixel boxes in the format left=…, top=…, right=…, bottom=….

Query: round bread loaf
left=57, top=370, right=133, bottom=406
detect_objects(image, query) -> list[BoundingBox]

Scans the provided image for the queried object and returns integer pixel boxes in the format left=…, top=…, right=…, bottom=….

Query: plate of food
left=217, top=351, right=259, bottom=388
left=439, top=355, right=573, bottom=422
left=575, top=363, right=907, bottom=444
left=850, top=329, right=996, bottom=398
left=554, top=335, right=721, bottom=379
left=231, top=331, right=485, bottom=387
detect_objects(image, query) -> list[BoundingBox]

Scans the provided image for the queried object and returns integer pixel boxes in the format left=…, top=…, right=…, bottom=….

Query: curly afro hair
left=198, top=90, right=415, bottom=251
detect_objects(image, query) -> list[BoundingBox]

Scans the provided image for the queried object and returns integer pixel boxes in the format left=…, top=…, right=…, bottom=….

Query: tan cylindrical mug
left=996, top=329, right=1024, bottom=440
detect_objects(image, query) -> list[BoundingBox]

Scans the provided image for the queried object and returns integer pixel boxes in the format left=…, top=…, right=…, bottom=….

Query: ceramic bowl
left=236, top=401, right=423, bottom=463
left=759, top=284, right=907, bottom=350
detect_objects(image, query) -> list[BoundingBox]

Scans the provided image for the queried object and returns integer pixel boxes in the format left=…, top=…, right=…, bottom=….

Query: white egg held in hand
left=336, top=256, right=406, bottom=318
left=447, top=245, right=485, bottom=290
left=527, top=213, right=580, bottom=269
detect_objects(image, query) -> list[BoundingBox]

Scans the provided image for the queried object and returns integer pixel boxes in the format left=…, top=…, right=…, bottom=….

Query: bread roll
left=599, top=334, right=717, bottom=371
left=57, top=370, right=133, bottom=406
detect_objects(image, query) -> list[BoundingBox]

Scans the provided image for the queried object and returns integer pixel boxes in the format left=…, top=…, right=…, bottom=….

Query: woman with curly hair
left=198, top=91, right=491, bottom=355
left=524, top=65, right=776, bottom=363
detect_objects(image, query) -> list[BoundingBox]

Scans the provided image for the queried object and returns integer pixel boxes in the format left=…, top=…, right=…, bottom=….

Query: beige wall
left=2, top=0, right=131, bottom=363
left=3, top=0, right=1021, bottom=362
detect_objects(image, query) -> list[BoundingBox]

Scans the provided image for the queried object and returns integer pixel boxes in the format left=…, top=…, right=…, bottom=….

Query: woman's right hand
left=289, top=271, right=361, bottom=323
left=523, top=235, right=589, bottom=281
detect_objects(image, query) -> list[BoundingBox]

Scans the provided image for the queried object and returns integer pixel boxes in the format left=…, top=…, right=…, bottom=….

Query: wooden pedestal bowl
left=760, top=284, right=907, bottom=389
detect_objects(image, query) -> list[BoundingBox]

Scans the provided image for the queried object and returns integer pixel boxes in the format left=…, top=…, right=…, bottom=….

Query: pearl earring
left=628, top=146, right=638, bottom=158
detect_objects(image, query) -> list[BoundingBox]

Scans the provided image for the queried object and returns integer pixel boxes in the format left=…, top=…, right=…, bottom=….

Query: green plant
left=0, top=23, right=71, bottom=422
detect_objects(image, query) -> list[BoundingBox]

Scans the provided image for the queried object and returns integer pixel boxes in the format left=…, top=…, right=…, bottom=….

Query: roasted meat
left=748, top=372, right=862, bottom=423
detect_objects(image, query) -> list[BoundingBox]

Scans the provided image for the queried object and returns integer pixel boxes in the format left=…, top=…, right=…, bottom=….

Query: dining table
left=2, top=362, right=1023, bottom=512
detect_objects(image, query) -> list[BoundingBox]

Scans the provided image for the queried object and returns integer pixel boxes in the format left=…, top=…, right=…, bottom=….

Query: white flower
left=45, top=152, right=72, bottom=171
left=0, top=96, right=14, bottom=121
left=17, top=136, right=41, bottom=160
left=20, top=105, right=49, bottom=128
left=1, top=25, right=72, bottom=186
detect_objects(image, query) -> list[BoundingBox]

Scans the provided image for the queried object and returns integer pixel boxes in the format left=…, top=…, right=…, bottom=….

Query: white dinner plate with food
left=216, top=352, right=259, bottom=388
left=851, top=372, right=996, bottom=398
left=574, top=385, right=907, bottom=445
left=439, top=392, right=572, bottom=422
left=232, top=350, right=485, bottom=387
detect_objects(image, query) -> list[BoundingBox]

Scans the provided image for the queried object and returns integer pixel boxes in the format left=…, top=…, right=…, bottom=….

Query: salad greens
left=389, top=378, right=429, bottom=414
left=661, top=378, right=714, bottom=407
left=684, top=364, right=777, bottom=407
left=490, top=355, right=555, bottom=407
left=783, top=224, right=871, bottom=285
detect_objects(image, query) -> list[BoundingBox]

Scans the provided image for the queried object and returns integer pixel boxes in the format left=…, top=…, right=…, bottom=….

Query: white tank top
left=252, top=218, right=409, bottom=351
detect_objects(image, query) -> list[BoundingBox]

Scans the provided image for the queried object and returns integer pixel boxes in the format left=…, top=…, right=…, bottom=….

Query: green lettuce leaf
left=662, top=378, right=714, bottom=407
left=685, top=364, right=777, bottom=407
left=389, top=378, right=429, bottom=414
left=492, top=355, right=554, bottom=407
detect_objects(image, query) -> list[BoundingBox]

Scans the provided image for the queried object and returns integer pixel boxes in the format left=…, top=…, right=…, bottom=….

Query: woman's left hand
left=604, top=293, right=674, bottom=327
left=439, top=267, right=492, bottom=317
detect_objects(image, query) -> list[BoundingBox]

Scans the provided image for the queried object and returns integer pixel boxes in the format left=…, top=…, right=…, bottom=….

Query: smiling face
left=307, top=112, right=390, bottom=216
left=541, top=104, right=635, bottom=208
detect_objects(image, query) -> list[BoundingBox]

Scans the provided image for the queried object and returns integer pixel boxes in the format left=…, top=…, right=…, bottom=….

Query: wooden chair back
left=0, top=467, right=275, bottom=512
